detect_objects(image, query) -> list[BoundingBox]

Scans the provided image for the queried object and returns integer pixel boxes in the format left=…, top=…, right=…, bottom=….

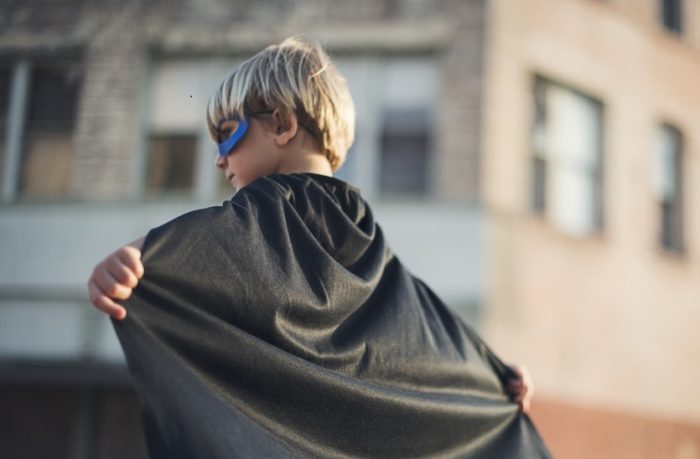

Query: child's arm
left=87, top=236, right=145, bottom=320
left=506, top=363, right=535, bottom=414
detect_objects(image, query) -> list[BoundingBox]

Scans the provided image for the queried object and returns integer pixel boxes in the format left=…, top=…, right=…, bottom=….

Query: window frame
left=334, top=55, right=438, bottom=202
left=530, top=75, right=605, bottom=237
left=0, top=57, right=84, bottom=204
left=660, top=0, right=684, bottom=35
left=654, top=123, right=685, bottom=254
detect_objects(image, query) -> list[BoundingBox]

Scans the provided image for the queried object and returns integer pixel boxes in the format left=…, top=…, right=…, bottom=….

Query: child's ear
left=272, top=109, right=298, bottom=147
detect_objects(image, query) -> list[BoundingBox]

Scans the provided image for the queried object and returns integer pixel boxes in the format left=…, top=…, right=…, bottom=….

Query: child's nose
left=215, top=154, right=226, bottom=169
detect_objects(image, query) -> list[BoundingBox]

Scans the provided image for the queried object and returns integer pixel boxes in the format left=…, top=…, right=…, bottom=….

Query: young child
left=88, top=37, right=544, bottom=458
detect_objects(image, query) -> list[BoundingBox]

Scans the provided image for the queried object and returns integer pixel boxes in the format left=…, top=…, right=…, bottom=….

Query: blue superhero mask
left=217, top=117, right=249, bottom=157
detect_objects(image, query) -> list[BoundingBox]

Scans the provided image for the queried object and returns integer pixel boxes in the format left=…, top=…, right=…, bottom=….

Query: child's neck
left=278, top=152, right=333, bottom=177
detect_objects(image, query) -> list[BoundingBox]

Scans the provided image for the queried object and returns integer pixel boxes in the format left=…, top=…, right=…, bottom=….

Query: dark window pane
left=659, top=125, right=684, bottom=253
left=0, top=68, right=9, bottom=121
left=0, top=66, right=10, bottom=190
left=661, top=0, right=683, bottom=34
left=532, top=78, right=547, bottom=213
left=661, top=200, right=682, bottom=251
left=146, top=134, right=197, bottom=193
left=25, top=64, right=80, bottom=129
left=532, top=157, right=547, bottom=213
left=380, top=109, right=430, bottom=195
left=20, top=62, right=82, bottom=199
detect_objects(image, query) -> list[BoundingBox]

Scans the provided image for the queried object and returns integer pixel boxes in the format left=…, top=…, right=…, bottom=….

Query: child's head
left=207, top=36, right=355, bottom=174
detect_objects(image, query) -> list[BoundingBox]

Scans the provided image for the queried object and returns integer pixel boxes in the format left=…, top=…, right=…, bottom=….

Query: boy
left=88, top=37, right=546, bottom=458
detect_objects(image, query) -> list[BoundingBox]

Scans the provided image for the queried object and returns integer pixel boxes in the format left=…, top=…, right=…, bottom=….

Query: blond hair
left=206, top=36, right=355, bottom=172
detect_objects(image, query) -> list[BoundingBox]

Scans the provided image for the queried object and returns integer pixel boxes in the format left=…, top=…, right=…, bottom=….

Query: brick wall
left=435, top=0, right=486, bottom=203
left=531, top=397, right=700, bottom=459
left=72, top=3, right=147, bottom=199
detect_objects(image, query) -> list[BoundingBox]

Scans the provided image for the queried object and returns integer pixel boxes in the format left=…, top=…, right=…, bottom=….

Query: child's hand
left=87, top=237, right=145, bottom=320
left=505, top=364, right=534, bottom=414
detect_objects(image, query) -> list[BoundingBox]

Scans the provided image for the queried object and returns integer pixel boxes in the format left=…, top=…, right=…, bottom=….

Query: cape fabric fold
left=112, top=172, right=552, bottom=458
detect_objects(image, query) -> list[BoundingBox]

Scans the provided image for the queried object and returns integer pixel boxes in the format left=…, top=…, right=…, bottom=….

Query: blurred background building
left=0, top=0, right=698, bottom=458
left=0, top=0, right=485, bottom=457
left=482, top=0, right=700, bottom=458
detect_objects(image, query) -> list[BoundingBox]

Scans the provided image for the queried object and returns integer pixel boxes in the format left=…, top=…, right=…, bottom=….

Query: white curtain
left=652, top=126, right=678, bottom=203
left=544, top=85, right=600, bottom=237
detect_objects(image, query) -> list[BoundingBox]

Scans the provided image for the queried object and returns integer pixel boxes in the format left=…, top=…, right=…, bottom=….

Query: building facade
left=5, top=0, right=697, bottom=457
left=0, top=1, right=488, bottom=457
left=481, top=0, right=700, bottom=457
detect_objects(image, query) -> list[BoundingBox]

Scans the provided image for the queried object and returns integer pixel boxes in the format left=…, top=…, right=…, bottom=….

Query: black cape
left=112, top=172, right=552, bottom=458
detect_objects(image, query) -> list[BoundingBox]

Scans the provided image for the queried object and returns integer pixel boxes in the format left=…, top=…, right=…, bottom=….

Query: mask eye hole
left=217, top=118, right=249, bottom=156
left=218, top=120, right=239, bottom=142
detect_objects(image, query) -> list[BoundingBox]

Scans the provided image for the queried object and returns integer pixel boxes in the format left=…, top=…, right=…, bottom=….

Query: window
left=653, top=125, right=684, bottom=253
left=146, top=134, right=197, bottom=193
left=532, top=77, right=604, bottom=237
left=377, top=59, right=437, bottom=197
left=146, top=59, right=236, bottom=198
left=146, top=62, right=201, bottom=196
left=380, top=108, right=430, bottom=194
left=20, top=62, right=81, bottom=199
left=660, top=0, right=683, bottom=34
left=333, top=57, right=437, bottom=199
left=0, top=60, right=82, bottom=202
